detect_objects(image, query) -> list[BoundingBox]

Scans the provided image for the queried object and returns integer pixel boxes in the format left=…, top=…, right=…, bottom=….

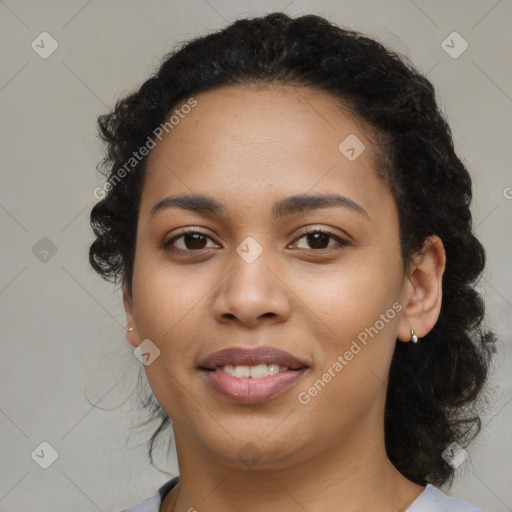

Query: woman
left=89, top=12, right=496, bottom=512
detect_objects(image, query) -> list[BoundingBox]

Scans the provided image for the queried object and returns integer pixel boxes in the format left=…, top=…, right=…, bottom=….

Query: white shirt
left=118, top=477, right=485, bottom=512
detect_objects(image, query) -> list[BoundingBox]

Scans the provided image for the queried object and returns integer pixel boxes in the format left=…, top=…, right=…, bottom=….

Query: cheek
left=131, top=260, right=204, bottom=419
left=295, top=285, right=399, bottom=437
left=297, top=248, right=401, bottom=340
left=132, top=249, right=208, bottom=335
left=296, top=249, right=401, bottom=398
left=129, top=262, right=209, bottom=414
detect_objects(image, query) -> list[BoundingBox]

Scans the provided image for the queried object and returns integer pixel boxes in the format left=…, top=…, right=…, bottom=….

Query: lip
left=198, top=346, right=310, bottom=404
left=201, top=367, right=308, bottom=403
left=198, top=346, right=308, bottom=370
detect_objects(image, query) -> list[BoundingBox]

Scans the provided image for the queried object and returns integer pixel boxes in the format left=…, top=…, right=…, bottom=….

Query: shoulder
left=406, top=484, right=485, bottom=512
left=117, top=476, right=180, bottom=512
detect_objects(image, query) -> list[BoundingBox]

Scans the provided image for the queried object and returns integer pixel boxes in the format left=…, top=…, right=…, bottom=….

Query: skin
left=123, top=84, right=446, bottom=512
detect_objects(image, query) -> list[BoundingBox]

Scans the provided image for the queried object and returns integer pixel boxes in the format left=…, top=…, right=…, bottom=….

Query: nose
left=211, top=245, right=292, bottom=328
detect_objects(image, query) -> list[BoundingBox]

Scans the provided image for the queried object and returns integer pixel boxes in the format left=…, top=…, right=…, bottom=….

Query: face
left=124, top=84, right=418, bottom=470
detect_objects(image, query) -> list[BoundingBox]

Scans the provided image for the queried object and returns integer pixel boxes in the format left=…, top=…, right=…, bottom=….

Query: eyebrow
left=149, top=192, right=370, bottom=221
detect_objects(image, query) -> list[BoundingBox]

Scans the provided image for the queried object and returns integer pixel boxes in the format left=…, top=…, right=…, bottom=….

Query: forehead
left=140, top=84, right=394, bottom=225
left=152, top=84, right=370, bottom=157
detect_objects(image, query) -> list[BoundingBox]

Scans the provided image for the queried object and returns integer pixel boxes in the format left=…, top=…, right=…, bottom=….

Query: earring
left=126, top=326, right=134, bottom=332
left=410, top=329, right=418, bottom=343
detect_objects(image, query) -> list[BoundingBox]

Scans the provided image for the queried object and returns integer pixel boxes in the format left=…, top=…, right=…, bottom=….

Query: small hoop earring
left=126, top=327, right=134, bottom=332
left=410, top=329, right=418, bottom=343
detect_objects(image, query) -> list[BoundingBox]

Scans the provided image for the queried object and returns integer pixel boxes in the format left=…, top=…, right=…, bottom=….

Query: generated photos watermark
left=93, top=97, right=197, bottom=200
left=297, top=301, right=403, bottom=405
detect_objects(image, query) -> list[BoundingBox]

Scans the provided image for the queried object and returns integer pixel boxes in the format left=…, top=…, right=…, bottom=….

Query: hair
left=89, top=12, right=496, bottom=486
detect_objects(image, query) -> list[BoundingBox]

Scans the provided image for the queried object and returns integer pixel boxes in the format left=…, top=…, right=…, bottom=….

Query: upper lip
left=199, top=346, right=309, bottom=370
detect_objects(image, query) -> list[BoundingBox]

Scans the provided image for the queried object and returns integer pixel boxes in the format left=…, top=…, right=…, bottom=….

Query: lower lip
left=201, top=368, right=308, bottom=404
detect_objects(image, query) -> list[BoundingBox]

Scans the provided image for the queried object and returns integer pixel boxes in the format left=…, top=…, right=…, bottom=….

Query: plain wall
left=1, top=1, right=511, bottom=510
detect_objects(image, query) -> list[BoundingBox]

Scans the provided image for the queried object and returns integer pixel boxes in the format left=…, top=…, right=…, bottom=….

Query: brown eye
left=293, top=229, right=349, bottom=251
left=302, top=232, right=331, bottom=250
left=162, top=230, right=217, bottom=252
left=161, top=227, right=350, bottom=255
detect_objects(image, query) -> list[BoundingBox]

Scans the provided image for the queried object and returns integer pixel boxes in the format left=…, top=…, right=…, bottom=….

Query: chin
left=198, top=429, right=313, bottom=470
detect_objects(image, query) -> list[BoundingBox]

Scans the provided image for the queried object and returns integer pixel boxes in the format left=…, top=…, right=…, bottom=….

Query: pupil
left=308, top=233, right=328, bottom=249
left=186, top=233, right=206, bottom=249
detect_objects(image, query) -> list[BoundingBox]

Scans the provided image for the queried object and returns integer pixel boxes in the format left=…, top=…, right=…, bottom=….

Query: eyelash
left=161, top=227, right=350, bottom=254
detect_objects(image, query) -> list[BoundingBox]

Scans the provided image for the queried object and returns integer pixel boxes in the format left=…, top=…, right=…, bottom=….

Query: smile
left=201, top=366, right=308, bottom=403
left=214, top=363, right=290, bottom=378
left=198, top=345, right=310, bottom=403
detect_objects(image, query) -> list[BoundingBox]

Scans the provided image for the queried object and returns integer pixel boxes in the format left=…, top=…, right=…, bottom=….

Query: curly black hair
left=89, top=12, right=496, bottom=486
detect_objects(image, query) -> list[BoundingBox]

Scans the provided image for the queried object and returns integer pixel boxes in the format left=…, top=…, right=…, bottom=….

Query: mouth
left=198, top=346, right=309, bottom=404
left=208, top=363, right=294, bottom=378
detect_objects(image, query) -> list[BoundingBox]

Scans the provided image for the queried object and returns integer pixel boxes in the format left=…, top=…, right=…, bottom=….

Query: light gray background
left=1, top=1, right=511, bottom=511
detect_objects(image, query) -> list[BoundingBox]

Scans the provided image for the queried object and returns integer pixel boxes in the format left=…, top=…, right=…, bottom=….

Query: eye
left=161, top=227, right=350, bottom=254
left=161, top=229, right=218, bottom=252
left=291, top=228, right=350, bottom=251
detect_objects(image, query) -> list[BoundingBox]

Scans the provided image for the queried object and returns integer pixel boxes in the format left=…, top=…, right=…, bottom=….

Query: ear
left=123, top=283, right=140, bottom=348
left=397, top=235, right=446, bottom=343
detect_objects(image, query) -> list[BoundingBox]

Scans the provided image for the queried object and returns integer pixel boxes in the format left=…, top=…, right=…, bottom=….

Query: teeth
left=249, top=364, right=268, bottom=378
left=220, top=364, right=235, bottom=376
left=267, top=363, right=280, bottom=375
left=214, top=363, right=291, bottom=378
left=234, top=365, right=251, bottom=378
